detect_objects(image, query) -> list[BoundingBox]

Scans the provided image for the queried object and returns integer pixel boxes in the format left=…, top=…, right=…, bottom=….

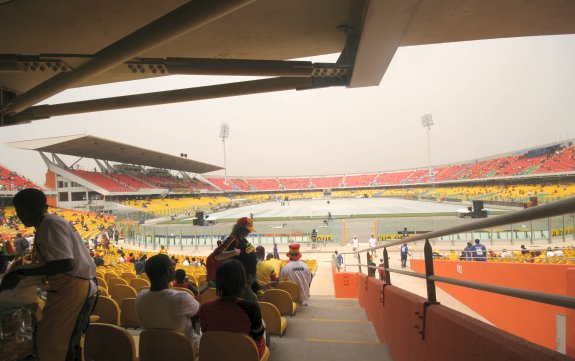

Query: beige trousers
left=36, top=274, right=89, bottom=361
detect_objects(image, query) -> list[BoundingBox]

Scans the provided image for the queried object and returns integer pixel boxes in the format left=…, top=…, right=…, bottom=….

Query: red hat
left=286, top=243, right=302, bottom=260
left=236, top=217, right=255, bottom=232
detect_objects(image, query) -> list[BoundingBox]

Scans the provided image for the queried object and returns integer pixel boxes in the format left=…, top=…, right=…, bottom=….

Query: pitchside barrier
left=118, top=219, right=345, bottom=250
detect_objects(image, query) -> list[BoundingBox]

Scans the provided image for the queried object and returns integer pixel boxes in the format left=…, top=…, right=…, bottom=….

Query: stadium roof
left=6, top=134, right=222, bottom=174
left=1, top=0, right=575, bottom=126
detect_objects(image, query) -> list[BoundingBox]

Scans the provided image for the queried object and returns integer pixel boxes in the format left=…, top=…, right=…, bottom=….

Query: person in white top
left=136, top=254, right=200, bottom=348
left=553, top=247, right=564, bottom=257
left=0, top=188, right=97, bottom=361
left=352, top=236, right=359, bottom=251
left=368, top=235, right=377, bottom=256
left=279, top=244, right=313, bottom=306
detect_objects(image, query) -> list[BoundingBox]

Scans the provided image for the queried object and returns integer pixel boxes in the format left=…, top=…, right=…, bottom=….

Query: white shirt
left=554, top=250, right=564, bottom=257
left=182, top=260, right=190, bottom=266
left=35, top=213, right=97, bottom=296
left=352, top=238, right=359, bottom=248
left=279, top=260, right=312, bottom=303
left=369, top=237, right=377, bottom=248
left=136, top=289, right=200, bottom=337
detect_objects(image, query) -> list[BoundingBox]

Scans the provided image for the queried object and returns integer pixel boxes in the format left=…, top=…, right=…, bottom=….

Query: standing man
left=13, top=232, right=30, bottom=257
left=402, top=227, right=409, bottom=239
left=473, top=239, right=487, bottom=261
left=400, top=243, right=411, bottom=268
left=311, top=229, right=317, bottom=249
left=334, top=250, right=343, bottom=271
left=351, top=236, right=359, bottom=252
left=279, top=244, right=312, bottom=306
left=368, top=235, right=377, bottom=256
left=273, top=241, right=279, bottom=259
left=0, top=188, right=97, bottom=361
left=463, top=242, right=474, bottom=261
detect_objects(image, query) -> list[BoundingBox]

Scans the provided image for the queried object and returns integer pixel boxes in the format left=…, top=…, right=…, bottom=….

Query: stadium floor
left=203, top=197, right=493, bottom=220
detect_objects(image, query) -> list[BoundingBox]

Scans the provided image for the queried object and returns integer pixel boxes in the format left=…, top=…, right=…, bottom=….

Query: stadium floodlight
left=421, top=113, right=434, bottom=176
left=220, top=122, right=230, bottom=183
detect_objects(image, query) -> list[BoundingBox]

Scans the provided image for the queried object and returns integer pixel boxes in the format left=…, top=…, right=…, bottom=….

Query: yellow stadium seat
left=258, top=301, right=287, bottom=337
left=199, top=288, right=217, bottom=304
left=108, top=277, right=129, bottom=288
left=84, top=323, right=137, bottom=361
left=139, top=329, right=195, bottom=361
left=92, top=296, right=120, bottom=326
left=129, top=278, right=150, bottom=291
left=261, top=289, right=296, bottom=317
left=120, top=298, right=140, bottom=329
left=199, top=331, right=269, bottom=361
left=276, top=281, right=300, bottom=303
left=110, top=284, right=137, bottom=306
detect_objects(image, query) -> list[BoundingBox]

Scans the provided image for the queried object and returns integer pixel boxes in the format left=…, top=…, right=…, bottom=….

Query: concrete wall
left=411, top=259, right=575, bottom=357
left=332, top=262, right=573, bottom=360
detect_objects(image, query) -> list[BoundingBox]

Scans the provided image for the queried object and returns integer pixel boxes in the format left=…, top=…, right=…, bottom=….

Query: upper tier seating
left=311, top=176, right=344, bottom=188
left=110, top=173, right=153, bottom=189
left=278, top=177, right=311, bottom=190
left=0, top=164, right=40, bottom=191
left=72, top=170, right=135, bottom=192
left=344, top=174, right=377, bottom=187
left=246, top=178, right=281, bottom=191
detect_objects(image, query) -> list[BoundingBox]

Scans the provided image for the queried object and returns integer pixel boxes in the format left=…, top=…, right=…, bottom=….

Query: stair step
left=269, top=337, right=392, bottom=361
left=283, top=317, right=378, bottom=341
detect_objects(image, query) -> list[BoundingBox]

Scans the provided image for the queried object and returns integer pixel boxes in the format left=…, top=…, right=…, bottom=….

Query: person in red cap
left=279, top=243, right=313, bottom=306
left=209, top=216, right=259, bottom=301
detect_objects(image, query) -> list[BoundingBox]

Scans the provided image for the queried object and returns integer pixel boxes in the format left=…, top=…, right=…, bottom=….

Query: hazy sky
left=1, top=34, right=575, bottom=185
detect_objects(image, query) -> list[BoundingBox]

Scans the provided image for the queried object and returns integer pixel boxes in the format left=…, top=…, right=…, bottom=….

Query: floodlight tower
left=220, top=122, right=230, bottom=183
left=421, top=113, right=434, bottom=176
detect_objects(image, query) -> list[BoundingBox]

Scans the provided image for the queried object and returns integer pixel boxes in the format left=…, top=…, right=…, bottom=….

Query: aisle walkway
left=269, top=295, right=391, bottom=361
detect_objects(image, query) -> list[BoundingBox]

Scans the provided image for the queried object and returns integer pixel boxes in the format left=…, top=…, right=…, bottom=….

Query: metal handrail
left=337, top=196, right=575, bottom=312
left=341, top=196, right=575, bottom=255
left=360, top=264, right=575, bottom=309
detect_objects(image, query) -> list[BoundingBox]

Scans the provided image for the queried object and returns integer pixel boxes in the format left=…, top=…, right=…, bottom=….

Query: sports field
left=204, top=197, right=495, bottom=220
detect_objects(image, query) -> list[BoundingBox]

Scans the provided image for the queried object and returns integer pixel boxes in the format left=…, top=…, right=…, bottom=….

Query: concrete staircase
left=269, top=295, right=392, bottom=361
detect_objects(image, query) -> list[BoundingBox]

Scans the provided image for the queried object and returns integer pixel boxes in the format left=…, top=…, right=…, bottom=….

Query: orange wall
left=45, top=169, right=56, bottom=190
left=411, top=260, right=574, bottom=356
left=353, top=273, right=571, bottom=361
left=332, top=259, right=358, bottom=298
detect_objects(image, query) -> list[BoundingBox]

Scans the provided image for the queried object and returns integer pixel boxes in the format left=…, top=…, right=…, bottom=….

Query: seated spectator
left=200, top=259, right=266, bottom=359
left=546, top=247, right=555, bottom=258
left=445, top=250, right=459, bottom=261
left=500, top=249, right=513, bottom=258
left=488, top=249, right=497, bottom=258
left=126, top=252, right=135, bottom=263
left=520, top=245, right=529, bottom=255
left=173, top=269, right=199, bottom=297
left=158, top=245, right=168, bottom=255
left=183, top=257, right=191, bottom=266
left=136, top=254, right=200, bottom=349
left=279, top=244, right=312, bottom=306
left=554, top=247, right=564, bottom=257
left=255, top=246, right=277, bottom=289
left=93, top=253, right=104, bottom=267
left=135, top=254, right=148, bottom=275
left=13, top=233, right=30, bottom=257
left=265, top=253, right=282, bottom=276
left=378, top=258, right=385, bottom=281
